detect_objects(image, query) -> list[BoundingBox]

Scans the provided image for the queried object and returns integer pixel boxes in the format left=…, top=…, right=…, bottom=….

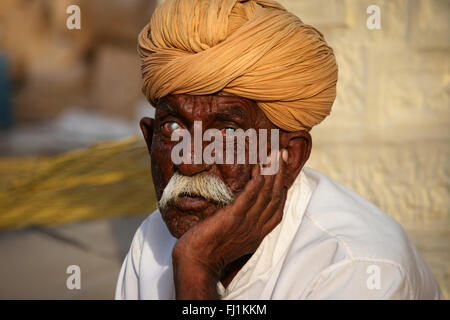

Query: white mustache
left=158, top=171, right=234, bottom=211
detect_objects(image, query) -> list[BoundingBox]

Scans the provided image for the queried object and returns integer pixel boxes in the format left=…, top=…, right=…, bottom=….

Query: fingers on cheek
left=274, top=152, right=287, bottom=189
left=247, top=188, right=260, bottom=206
left=261, top=186, right=273, bottom=208
left=251, top=162, right=261, bottom=178
left=237, top=166, right=262, bottom=200
left=252, top=179, right=274, bottom=216
left=236, top=176, right=264, bottom=212
left=252, top=172, right=264, bottom=191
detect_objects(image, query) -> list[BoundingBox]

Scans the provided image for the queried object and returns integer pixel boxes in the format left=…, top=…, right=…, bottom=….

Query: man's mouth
left=174, top=193, right=210, bottom=211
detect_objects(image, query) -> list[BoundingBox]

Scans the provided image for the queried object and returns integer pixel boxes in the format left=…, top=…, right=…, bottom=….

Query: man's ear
left=140, top=117, right=154, bottom=153
left=280, top=130, right=312, bottom=187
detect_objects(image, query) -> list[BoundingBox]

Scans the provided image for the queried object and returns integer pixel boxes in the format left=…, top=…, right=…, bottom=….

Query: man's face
left=149, top=93, right=278, bottom=238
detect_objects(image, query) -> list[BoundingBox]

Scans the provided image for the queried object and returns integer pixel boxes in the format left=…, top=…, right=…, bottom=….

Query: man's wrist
left=172, top=254, right=221, bottom=299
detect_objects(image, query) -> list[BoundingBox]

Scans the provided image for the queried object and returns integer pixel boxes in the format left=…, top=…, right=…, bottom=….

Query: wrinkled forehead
left=155, top=93, right=260, bottom=125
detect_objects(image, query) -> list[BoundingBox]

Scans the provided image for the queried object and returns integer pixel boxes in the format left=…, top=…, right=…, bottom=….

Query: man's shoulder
left=301, top=167, right=420, bottom=268
left=132, top=210, right=176, bottom=255
left=283, top=168, right=442, bottom=298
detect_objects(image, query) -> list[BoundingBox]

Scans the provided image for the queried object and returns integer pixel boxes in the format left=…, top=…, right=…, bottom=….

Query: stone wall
left=277, top=0, right=449, bottom=297
left=274, top=0, right=449, bottom=224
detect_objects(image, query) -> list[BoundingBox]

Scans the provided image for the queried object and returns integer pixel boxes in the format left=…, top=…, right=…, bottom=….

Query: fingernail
left=282, top=149, right=288, bottom=162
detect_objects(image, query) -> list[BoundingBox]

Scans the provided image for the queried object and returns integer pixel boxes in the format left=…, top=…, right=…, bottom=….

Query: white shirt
left=115, top=167, right=443, bottom=299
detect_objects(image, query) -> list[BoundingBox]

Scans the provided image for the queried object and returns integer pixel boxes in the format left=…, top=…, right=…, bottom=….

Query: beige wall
left=276, top=0, right=449, bottom=224
left=277, top=0, right=449, bottom=297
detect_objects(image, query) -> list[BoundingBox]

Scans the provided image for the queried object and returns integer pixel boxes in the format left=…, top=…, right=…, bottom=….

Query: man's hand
left=172, top=149, right=289, bottom=299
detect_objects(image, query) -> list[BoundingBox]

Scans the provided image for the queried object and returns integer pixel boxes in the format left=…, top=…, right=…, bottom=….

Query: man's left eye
left=221, top=127, right=236, bottom=136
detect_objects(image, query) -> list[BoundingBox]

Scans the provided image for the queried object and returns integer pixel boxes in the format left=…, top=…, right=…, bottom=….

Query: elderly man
left=115, top=0, right=442, bottom=299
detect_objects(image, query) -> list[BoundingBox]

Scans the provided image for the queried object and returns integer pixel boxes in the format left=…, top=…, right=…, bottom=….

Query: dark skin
left=140, top=92, right=312, bottom=299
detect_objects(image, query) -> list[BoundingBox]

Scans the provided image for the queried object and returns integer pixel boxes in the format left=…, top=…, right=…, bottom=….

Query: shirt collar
left=217, top=168, right=315, bottom=298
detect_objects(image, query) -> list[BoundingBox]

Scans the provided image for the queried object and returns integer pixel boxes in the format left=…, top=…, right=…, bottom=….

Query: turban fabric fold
left=138, top=0, right=338, bottom=131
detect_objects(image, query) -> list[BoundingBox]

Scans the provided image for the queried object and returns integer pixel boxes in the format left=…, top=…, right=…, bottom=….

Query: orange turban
left=138, top=0, right=338, bottom=132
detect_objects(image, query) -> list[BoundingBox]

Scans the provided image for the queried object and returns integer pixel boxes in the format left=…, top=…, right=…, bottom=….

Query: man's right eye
left=161, top=121, right=181, bottom=135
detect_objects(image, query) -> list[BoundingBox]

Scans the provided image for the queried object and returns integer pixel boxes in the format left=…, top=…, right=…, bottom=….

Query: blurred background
left=0, top=0, right=448, bottom=299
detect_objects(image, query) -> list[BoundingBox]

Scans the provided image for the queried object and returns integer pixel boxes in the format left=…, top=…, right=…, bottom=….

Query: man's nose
left=175, top=138, right=212, bottom=176
left=176, top=161, right=211, bottom=176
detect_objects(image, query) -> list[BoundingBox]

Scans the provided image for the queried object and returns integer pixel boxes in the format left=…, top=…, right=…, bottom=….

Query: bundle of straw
left=0, top=136, right=157, bottom=230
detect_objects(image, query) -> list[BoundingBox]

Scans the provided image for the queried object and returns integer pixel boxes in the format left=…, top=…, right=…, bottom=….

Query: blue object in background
left=0, top=53, right=13, bottom=128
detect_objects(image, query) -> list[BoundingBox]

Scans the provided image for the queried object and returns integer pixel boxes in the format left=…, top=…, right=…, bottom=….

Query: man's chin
left=160, top=204, right=217, bottom=239
left=164, top=215, right=200, bottom=239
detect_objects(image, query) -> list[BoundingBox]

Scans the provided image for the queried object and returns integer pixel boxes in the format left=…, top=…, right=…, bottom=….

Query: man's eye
left=162, top=121, right=181, bottom=134
left=221, top=127, right=236, bottom=136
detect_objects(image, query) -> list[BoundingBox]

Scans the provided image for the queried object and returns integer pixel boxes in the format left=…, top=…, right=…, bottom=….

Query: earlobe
left=140, top=117, right=154, bottom=152
left=282, top=131, right=312, bottom=187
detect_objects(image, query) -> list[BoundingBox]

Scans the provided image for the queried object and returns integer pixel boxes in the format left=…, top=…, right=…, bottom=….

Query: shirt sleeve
left=304, top=259, right=415, bottom=300
left=115, top=224, right=144, bottom=300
